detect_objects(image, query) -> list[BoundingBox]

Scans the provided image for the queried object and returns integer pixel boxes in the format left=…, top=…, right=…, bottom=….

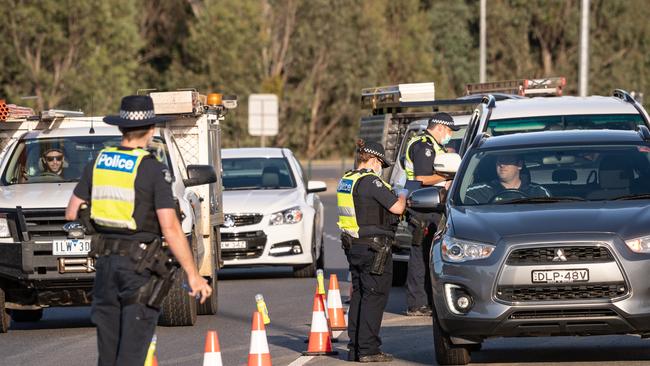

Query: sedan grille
left=506, top=246, right=613, bottom=265
left=222, top=214, right=263, bottom=227
left=497, top=283, right=627, bottom=302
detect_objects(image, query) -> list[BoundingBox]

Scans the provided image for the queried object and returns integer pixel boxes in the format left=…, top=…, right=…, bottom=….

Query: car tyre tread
left=0, top=288, right=9, bottom=333
left=158, top=271, right=197, bottom=326
left=433, top=313, right=471, bottom=365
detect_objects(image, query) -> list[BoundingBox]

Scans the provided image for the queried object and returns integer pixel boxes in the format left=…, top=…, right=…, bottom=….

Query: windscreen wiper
left=224, top=186, right=260, bottom=191
left=496, top=196, right=586, bottom=204
left=613, top=193, right=650, bottom=201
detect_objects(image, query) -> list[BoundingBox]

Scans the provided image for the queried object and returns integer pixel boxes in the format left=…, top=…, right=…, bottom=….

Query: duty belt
left=93, top=236, right=142, bottom=257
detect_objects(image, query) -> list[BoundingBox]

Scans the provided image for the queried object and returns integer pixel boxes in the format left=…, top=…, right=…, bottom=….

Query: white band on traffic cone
left=250, top=330, right=270, bottom=354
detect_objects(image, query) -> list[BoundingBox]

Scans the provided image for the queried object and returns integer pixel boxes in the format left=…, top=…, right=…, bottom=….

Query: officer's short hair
left=119, top=124, right=154, bottom=140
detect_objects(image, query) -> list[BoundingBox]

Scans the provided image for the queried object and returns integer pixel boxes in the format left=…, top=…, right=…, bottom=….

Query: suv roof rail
left=613, top=89, right=636, bottom=104
left=637, top=125, right=650, bottom=141
left=481, top=95, right=497, bottom=109
left=466, top=77, right=566, bottom=97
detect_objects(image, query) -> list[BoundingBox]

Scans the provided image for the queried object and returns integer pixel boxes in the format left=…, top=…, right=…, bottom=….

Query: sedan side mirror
left=408, top=186, right=444, bottom=212
left=184, top=165, right=217, bottom=187
left=307, top=180, right=327, bottom=193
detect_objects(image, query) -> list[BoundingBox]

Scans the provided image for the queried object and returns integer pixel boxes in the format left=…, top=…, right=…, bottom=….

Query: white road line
left=287, top=355, right=314, bottom=366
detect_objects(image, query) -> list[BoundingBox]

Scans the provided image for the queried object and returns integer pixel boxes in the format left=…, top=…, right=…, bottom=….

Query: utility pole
left=579, top=0, right=590, bottom=96
left=480, top=0, right=486, bottom=83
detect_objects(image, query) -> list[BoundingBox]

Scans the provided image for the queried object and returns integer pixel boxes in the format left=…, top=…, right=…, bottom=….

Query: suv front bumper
left=430, top=233, right=650, bottom=340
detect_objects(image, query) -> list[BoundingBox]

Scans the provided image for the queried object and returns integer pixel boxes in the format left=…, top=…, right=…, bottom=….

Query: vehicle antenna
left=89, top=95, right=95, bottom=134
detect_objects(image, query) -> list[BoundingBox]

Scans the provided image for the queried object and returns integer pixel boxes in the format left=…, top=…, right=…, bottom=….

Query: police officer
left=465, top=154, right=550, bottom=204
left=65, top=95, right=211, bottom=366
left=338, top=140, right=406, bottom=363
left=403, top=112, right=459, bottom=316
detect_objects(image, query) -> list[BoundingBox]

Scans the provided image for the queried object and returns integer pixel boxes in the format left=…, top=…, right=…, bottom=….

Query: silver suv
left=427, top=128, right=650, bottom=365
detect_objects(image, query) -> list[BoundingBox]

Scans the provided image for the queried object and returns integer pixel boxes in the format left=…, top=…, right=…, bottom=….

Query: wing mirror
left=408, top=186, right=445, bottom=212
left=307, top=180, right=327, bottom=193
left=184, top=165, right=217, bottom=187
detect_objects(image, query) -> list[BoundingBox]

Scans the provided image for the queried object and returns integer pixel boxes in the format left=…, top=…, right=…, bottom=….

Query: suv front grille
left=506, top=246, right=613, bottom=265
left=222, top=214, right=263, bottom=227
left=221, top=231, right=266, bottom=260
left=509, top=308, right=618, bottom=319
left=23, top=209, right=67, bottom=238
left=497, top=283, right=627, bottom=302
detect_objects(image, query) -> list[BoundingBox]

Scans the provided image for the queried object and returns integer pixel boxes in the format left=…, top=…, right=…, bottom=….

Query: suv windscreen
left=487, top=114, right=644, bottom=136
left=455, top=144, right=650, bottom=205
left=222, top=157, right=296, bottom=190
left=1, top=136, right=170, bottom=185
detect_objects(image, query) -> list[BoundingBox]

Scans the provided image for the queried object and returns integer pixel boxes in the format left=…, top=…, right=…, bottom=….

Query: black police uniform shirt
left=73, top=147, right=176, bottom=242
left=464, top=179, right=551, bottom=204
left=352, top=170, right=398, bottom=238
left=409, top=132, right=439, bottom=177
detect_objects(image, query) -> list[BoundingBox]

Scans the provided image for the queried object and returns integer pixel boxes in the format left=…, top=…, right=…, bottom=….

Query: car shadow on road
left=472, top=336, right=650, bottom=363
left=9, top=307, right=94, bottom=331
left=218, top=267, right=297, bottom=280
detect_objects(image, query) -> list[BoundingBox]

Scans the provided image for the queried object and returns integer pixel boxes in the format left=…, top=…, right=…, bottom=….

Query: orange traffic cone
left=327, top=274, right=347, bottom=331
left=203, top=330, right=223, bottom=366
left=303, top=293, right=338, bottom=355
left=248, top=312, right=272, bottom=366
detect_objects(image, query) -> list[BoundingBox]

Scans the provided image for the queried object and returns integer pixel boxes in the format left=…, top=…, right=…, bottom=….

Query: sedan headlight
left=269, top=206, right=303, bottom=225
left=625, top=235, right=650, bottom=253
left=0, top=217, right=10, bottom=238
left=441, top=236, right=495, bottom=263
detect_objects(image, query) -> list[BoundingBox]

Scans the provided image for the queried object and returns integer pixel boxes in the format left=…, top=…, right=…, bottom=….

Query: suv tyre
left=433, top=313, right=471, bottom=365
left=158, top=271, right=197, bottom=326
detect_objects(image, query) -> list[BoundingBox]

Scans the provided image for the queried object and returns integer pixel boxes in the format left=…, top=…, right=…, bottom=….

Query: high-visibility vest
left=336, top=170, right=391, bottom=238
left=90, top=147, right=149, bottom=230
left=404, top=133, right=445, bottom=180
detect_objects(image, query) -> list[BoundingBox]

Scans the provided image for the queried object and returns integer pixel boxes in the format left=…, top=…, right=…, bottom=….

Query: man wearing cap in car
left=65, top=95, right=212, bottom=365
left=337, top=139, right=407, bottom=362
left=403, top=112, right=460, bottom=317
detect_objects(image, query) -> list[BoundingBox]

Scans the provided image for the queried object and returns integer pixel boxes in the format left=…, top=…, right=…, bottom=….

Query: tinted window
left=222, top=157, right=296, bottom=190
left=488, top=114, right=644, bottom=136
left=455, top=144, right=650, bottom=205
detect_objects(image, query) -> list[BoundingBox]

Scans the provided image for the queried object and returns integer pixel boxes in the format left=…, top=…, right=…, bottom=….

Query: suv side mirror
left=307, top=180, right=327, bottom=193
left=184, top=165, right=217, bottom=187
left=408, top=186, right=444, bottom=212
left=434, top=153, right=461, bottom=174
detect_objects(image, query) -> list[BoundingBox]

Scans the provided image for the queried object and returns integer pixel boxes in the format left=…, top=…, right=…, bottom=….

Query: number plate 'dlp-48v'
left=531, top=269, right=589, bottom=284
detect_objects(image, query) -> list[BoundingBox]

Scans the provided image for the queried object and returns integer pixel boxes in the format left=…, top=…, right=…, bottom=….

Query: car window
left=487, top=114, right=644, bottom=136
left=1, top=136, right=170, bottom=185
left=222, top=157, right=296, bottom=190
left=455, top=144, right=650, bottom=205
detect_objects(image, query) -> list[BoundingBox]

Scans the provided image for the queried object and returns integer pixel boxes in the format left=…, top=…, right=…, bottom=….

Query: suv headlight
left=625, top=235, right=650, bottom=253
left=441, top=236, right=495, bottom=263
left=269, top=206, right=303, bottom=225
left=0, top=216, right=10, bottom=238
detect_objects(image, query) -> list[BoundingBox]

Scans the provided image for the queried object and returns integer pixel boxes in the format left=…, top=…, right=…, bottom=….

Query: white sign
left=248, top=94, right=279, bottom=136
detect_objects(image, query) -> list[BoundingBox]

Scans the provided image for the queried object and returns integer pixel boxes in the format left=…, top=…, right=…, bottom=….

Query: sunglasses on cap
left=45, top=155, right=63, bottom=162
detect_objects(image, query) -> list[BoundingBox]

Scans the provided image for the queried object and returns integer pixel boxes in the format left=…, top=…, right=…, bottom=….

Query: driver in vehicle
left=465, top=154, right=550, bottom=204
left=41, top=148, right=66, bottom=176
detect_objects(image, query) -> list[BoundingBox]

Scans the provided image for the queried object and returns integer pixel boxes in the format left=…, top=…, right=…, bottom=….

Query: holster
left=364, top=236, right=390, bottom=276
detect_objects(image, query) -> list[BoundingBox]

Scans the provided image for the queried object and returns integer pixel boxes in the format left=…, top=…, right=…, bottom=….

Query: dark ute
left=408, top=186, right=445, bottom=212
left=184, top=165, right=217, bottom=187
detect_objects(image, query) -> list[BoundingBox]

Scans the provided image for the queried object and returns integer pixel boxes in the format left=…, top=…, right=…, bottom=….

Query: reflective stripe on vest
left=336, top=170, right=391, bottom=238
left=404, top=133, right=445, bottom=180
left=90, top=147, right=149, bottom=230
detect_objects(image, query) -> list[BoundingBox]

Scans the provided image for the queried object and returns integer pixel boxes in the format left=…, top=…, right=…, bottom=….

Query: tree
left=0, top=0, right=142, bottom=113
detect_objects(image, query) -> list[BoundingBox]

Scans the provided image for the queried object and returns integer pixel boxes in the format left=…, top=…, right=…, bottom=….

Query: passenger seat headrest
left=552, top=169, right=577, bottom=182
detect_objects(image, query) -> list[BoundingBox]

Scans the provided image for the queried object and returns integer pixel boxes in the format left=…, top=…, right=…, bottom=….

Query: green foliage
left=1, top=0, right=650, bottom=156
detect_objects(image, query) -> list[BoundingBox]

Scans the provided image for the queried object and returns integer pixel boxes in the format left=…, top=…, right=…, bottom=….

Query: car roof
left=21, top=121, right=120, bottom=139
left=490, top=96, right=639, bottom=120
left=479, top=129, right=645, bottom=150
left=222, top=147, right=290, bottom=159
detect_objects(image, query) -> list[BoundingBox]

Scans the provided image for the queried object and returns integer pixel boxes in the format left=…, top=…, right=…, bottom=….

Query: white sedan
left=219, top=148, right=327, bottom=277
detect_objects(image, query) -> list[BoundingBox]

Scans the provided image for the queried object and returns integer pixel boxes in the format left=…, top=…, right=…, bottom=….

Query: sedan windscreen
left=222, top=157, right=296, bottom=190
left=487, top=114, right=644, bottom=136
left=455, top=144, right=650, bottom=205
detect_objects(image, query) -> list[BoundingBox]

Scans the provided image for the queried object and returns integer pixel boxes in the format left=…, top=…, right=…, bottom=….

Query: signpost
left=248, top=94, right=279, bottom=147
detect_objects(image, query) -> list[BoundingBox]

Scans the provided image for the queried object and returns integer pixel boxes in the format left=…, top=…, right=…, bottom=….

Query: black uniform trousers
left=91, top=255, right=160, bottom=366
left=406, top=219, right=437, bottom=310
left=346, top=242, right=392, bottom=357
